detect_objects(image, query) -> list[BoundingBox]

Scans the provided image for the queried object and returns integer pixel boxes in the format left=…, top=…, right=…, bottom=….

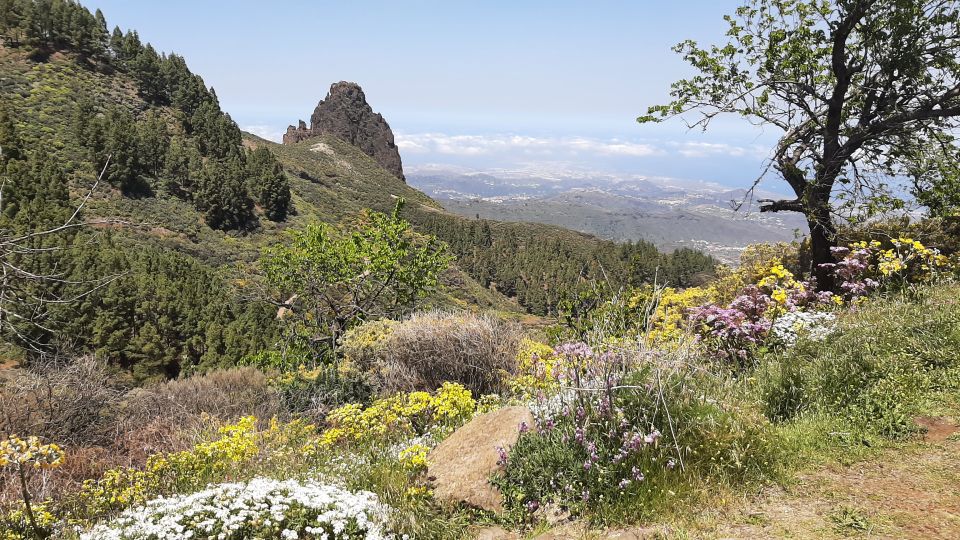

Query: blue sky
left=81, top=1, right=781, bottom=188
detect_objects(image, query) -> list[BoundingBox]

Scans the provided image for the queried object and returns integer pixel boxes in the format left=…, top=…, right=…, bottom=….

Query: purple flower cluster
left=690, top=287, right=775, bottom=362
left=690, top=280, right=834, bottom=363
left=554, top=341, right=594, bottom=359
left=510, top=343, right=678, bottom=511
left=693, top=291, right=772, bottom=342
left=496, top=445, right=509, bottom=466
left=822, top=246, right=880, bottom=298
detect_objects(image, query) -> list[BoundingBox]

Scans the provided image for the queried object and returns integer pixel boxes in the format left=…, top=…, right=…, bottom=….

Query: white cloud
left=242, top=125, right=285, bottom=143
left=395, top=133, right=662, bottom=158
left=237, top=127, right=768, bottom=162
left=670, top=141, right=768, bottom=159
left=565, top=137, right=661, bottom=157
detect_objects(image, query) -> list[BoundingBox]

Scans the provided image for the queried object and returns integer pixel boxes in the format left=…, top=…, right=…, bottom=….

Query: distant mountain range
left=408, top=165, right=807, bottom=263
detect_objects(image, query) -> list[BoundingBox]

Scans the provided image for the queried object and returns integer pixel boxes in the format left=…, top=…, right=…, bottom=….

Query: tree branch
left=759, top=198, right=805, bottom=213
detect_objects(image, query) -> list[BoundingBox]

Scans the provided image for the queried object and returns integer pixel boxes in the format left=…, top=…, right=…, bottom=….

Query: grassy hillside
left=0, top=41, right=704, bottom=310
left=246, top=133, right=718, bottom=314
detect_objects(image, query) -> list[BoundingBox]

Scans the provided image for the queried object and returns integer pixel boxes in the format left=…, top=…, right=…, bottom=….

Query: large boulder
left=427, top=405, right=534, bottom=513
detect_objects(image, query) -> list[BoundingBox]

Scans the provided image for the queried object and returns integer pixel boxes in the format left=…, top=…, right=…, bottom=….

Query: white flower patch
left=80, top=477, right=396, bottom=540
left=771, top=311, right=837, bottom=347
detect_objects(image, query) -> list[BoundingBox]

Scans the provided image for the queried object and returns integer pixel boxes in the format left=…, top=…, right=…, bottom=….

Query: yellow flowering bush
left=708, top=242, right=802, bottom=304
left=0, top=503, right=56, bottom=540
left=339, top=318, right=400, bottom=375
left=404, top=486, right=432, bottom=500
left=632, top=286, right=714, bottom=345
left=0, top=436, right=65, bottom=470
left=888, top=237, right=952, bottom=279
left=507, top=339, right=561, bottom=399
left=832, top=237, right=957, bottom=298
left=755, top=260, right=808, bottom=314
left=73, top=416, right=320, bottom=520
left=320, top=382, right=476, bottom=447
left=398, top=443, right=430, bottom=471
left=0, top=436, right=65, bottom=540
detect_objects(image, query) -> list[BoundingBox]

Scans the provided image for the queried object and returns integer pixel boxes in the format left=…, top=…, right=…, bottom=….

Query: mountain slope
left=0, top=34, right=520, bottom=377
left=1, top=38, right=511, bottom=298
left=283, top=81, right=405, bottom=181
left=0, top=1, right=715, bottom=378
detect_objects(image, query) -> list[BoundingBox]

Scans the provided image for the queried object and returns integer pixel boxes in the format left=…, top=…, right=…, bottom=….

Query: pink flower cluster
left=690, top=284, right=833, bottom=363
left=820, top=246, right=880, bottom=298
left=513, top=343, right=674, bottom=510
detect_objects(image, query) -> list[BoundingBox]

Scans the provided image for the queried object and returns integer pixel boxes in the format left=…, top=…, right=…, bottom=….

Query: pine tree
left=130, top=43, right=165, bottom=103
left=137, top=110, right=169, bottom=177
left=0, top=106, right=23, bottom=163
left=163, top=135, right=200, bottom=195
left=71, top=95, right=96, bottom=149
left=245, top=147, right=290, bottom=221
left=190, top=101, right=241, bottom=159
left=0, top=0, right=20, bottom=45
left=195, top=157, right=256, bottom=231
left=0, top=149, right=75, bottom=351
left=119, top=29, right=141, bottom=65
left=93, top=9, right=108, bottom=52
left=91, top=107, right=147, bottom=196
left=161, top=53, right=208, bottom=118
left=108, top=25, right=122, bottom=60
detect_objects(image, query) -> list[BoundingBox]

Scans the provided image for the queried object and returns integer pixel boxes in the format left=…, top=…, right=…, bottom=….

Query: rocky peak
left=283, top=81, right=405, bottom=182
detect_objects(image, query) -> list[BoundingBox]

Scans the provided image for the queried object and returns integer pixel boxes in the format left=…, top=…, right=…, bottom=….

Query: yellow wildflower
left=398, top=444, right=430, bottom=470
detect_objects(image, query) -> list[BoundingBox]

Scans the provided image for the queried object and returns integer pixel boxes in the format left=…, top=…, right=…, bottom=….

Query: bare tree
left=0, top=146, right=118, bottom=353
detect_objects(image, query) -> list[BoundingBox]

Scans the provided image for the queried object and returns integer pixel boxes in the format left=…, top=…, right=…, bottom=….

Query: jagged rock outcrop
left=283, top=82, right=405, bottom=181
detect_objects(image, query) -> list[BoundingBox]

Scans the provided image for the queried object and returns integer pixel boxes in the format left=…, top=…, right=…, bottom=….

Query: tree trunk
left=807, top=207, right=837, bottom=291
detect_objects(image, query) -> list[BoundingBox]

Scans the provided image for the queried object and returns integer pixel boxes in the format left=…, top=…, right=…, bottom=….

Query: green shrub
left=758, top=286, right=960, bottom=439
left=270, top=364, right=372, bottom=418
left=339, top=319, right=399, bottom=372
left=496, top=358, right=779, bottom=524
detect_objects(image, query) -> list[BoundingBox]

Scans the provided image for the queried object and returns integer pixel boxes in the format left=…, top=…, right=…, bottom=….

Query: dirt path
left=702, top=420, right=960, bottom=539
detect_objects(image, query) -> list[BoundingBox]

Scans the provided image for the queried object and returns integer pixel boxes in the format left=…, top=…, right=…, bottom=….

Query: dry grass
left=124, top=367, right=279, bottom=425
left=0, top=363, right=284, bottom=505
left=683, top=430, right=960, bottom=539
left=0, top=356, right=125, bottom=447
